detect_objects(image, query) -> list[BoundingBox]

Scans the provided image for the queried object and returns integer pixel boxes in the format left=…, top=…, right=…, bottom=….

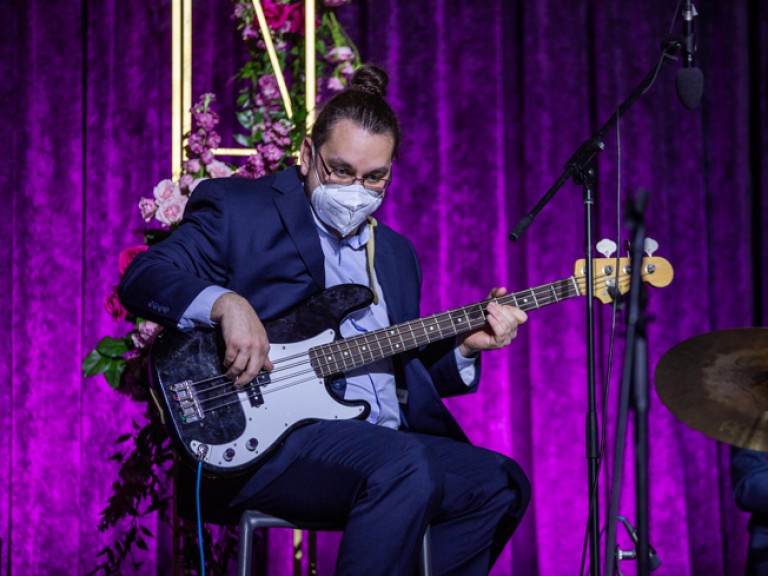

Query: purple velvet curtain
left=2, top=0, right=766, bottom=575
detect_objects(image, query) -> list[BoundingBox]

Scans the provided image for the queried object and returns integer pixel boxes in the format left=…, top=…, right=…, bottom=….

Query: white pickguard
left=189, top=329, right=366, bottom=471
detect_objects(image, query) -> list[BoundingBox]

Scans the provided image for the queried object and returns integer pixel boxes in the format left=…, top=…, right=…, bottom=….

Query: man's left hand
left=458, top=287, right=528, bottom=358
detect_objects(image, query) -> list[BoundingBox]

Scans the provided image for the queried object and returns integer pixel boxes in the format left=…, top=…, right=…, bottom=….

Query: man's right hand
left=211, top=292, right=273, bottom=386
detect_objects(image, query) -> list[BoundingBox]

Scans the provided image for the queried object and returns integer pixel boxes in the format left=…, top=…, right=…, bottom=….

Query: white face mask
left=309, top=152, right=383, bottom=237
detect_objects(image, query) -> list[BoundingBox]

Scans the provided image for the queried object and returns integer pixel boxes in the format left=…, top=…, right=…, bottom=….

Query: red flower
left=105, top=286, right=127, bottom=322
left=118, top=245, right=149, bottom=276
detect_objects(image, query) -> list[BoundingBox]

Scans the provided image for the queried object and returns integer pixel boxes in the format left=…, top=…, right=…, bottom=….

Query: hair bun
left=350, top=64, right=389, bottom=98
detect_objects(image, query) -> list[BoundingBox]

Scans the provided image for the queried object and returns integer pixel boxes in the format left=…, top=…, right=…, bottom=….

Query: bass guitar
left=148, top=255, right=673, bottom=475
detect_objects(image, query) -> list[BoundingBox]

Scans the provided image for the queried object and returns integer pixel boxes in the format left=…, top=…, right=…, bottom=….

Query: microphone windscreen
left=675, top=67, right=704, bottom=110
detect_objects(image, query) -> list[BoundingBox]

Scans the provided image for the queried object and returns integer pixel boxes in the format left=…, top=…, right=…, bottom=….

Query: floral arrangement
left=83, top=1, right=360, bottom=573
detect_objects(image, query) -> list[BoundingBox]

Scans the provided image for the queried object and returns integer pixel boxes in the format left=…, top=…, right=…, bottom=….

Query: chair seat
left=238, top=510, right=433, bottom=576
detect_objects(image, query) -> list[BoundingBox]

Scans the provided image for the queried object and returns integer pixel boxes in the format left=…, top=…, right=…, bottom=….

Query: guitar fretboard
left=308, top=276, right=581, bottom=377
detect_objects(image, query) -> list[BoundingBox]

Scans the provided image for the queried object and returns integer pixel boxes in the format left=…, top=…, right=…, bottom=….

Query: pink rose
left=132, top=320, right=162, bottom=349
left=153, top=179, right=180, bottom=203
left=138, top=197, right=157, bottom=222
left=155, top=195, right=188, bottom=226
left=327, top=47, right=354, bottom=63
left=261, top=0, right=303, bottom=33
left=105, top=286, right=127, bottom=322
left=118, top=244, right=149, bottom=276
left=206, top=159, right=234, bottom=178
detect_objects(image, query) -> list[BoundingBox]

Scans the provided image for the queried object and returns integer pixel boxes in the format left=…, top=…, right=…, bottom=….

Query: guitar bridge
left=171, top=380, right=205, bottom=423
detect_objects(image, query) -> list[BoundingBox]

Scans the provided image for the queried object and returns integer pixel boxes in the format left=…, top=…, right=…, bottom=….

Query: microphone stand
left=509, top=37, right=682, bottom=576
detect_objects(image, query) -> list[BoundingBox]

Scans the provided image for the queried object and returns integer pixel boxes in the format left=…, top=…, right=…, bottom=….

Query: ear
left=298, top=136, right=313, bottom=177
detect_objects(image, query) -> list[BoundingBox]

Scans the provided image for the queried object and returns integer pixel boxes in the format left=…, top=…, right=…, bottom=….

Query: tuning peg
left=596, top=238, right=617, bottom=258
left=644, top=238, right=659, bottom=257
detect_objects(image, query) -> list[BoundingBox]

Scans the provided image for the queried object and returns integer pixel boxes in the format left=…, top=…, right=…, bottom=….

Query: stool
left=238, top=510, right=433, bottom=576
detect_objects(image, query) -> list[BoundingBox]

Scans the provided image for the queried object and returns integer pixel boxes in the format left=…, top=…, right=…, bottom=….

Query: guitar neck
left=309, top=275, right=582, bottom=377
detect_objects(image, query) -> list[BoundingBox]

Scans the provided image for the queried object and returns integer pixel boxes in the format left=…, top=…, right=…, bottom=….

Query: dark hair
left=311, top=64, right=402, bottom=158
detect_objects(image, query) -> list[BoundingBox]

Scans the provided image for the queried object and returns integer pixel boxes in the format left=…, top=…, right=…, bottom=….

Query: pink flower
left=178, top=174, right=195, bottom=190
left=233, top=3, right=247, bottom=18
left=238, top=153, right=265, bottom=178
left=206, top=159, right=234, bottom=178
left=138, top=197, right=157, bottom=222
left=132, top=320, right=162, bottom=349
left=188, top=129, right=207, bottom=154
left=327, top=47, right=354, bottom=63
left=327, top=77, right=345, bottom=92
left=195, top=111, right=219, bottom=131
left=261, top=0, right=303, bottom=33
left=243, top=25, right=260, bottom=40
left=155, top=195, right=188, bottom=226
left=153, top=179, right=181, bottom=203
left=105, top=286, right=127, bottom=322
left=184, top=158, right=201, bottom=173
left=339, top=61, right=355, bottom=77
left=258, top=74, right=280, bottom=100
left=118, top=245, right=149, bottom=276
left=257, top=143, right=285, bottom=170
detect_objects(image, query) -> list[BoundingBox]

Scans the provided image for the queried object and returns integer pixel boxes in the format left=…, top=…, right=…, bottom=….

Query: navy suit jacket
left=119, top=167, right=479, bottom=442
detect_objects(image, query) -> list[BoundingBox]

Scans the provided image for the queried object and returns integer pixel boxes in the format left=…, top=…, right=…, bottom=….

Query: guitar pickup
left=246, top=371, right=270, bottom=408
left=171, top=380, right=205, bottom=423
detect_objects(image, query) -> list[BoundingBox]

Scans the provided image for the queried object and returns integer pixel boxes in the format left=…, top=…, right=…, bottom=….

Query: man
left=120, top=64, right=530, bottom=575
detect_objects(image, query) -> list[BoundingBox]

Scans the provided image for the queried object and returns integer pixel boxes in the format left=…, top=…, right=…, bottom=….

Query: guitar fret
left=311, top=273, right=597, bottom=378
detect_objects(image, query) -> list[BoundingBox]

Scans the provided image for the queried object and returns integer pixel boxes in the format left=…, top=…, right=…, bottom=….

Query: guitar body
left=149, top=284, right=373, bottom=476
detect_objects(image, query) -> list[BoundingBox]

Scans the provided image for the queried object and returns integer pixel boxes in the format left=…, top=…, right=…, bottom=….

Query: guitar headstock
left=574, top=256, right=674, bottom=304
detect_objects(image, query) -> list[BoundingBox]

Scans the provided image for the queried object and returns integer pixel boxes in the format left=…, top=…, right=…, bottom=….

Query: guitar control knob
left=223, top=448, right=236, bottom=462
left=246, top=438, right=259, bottom=451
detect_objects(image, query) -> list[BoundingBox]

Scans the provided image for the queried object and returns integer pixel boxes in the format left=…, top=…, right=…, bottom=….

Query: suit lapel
left=272, top=168, right=325, bottom=291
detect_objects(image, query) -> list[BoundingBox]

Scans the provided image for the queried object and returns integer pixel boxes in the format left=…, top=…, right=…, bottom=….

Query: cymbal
left=654, top=328, right=768, bottom=451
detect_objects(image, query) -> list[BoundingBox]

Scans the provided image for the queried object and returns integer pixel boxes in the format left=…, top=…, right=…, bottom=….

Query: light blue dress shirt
left=179, top=213, right=477, bottom=430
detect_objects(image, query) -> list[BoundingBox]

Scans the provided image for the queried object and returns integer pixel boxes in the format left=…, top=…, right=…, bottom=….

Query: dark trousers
left=230, top=419, right=530, bottom=576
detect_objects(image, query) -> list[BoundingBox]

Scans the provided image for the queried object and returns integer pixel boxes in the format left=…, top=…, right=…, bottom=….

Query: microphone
left=618, top=516, right=661, bottom=570
left=675, top=0, right=704, bottom=109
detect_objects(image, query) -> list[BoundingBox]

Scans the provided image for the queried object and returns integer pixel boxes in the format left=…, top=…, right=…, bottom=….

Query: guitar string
left=177, top=271, right=638, bottom=417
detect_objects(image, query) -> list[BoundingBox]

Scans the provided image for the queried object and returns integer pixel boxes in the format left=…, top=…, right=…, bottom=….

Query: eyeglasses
left=316, top=150, right=392, bottom=194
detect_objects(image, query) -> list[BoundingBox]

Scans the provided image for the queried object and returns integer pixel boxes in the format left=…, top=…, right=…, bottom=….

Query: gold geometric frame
left=171, top=0, right=317, bottom=179
left=169, top=2, right=318, bottom=572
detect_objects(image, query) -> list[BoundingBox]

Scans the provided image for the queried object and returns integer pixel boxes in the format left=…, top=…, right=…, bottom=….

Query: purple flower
left=184, top=158, right=201, bottom=174
left=327, top=77, right=345, bottom=92
left=200, top=149, right=215, bottom=165
left=188, top=129, right=207, bottom=154
left=238, top=153, right=266, bottom=179
left=259, top=74, right=280, bottom=100
left=327, top=47, right=354, bottom=63
left=323, top=0, right=350, bottom=6
left=178, top=174, right=195, bottom=190
left=207, top=131, right=222, bottom=149
left=243, top=23, right=260, bottom=40
left=195, top=111, right=219, bottom=131
left=138, top=197, right=157, bottom=222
